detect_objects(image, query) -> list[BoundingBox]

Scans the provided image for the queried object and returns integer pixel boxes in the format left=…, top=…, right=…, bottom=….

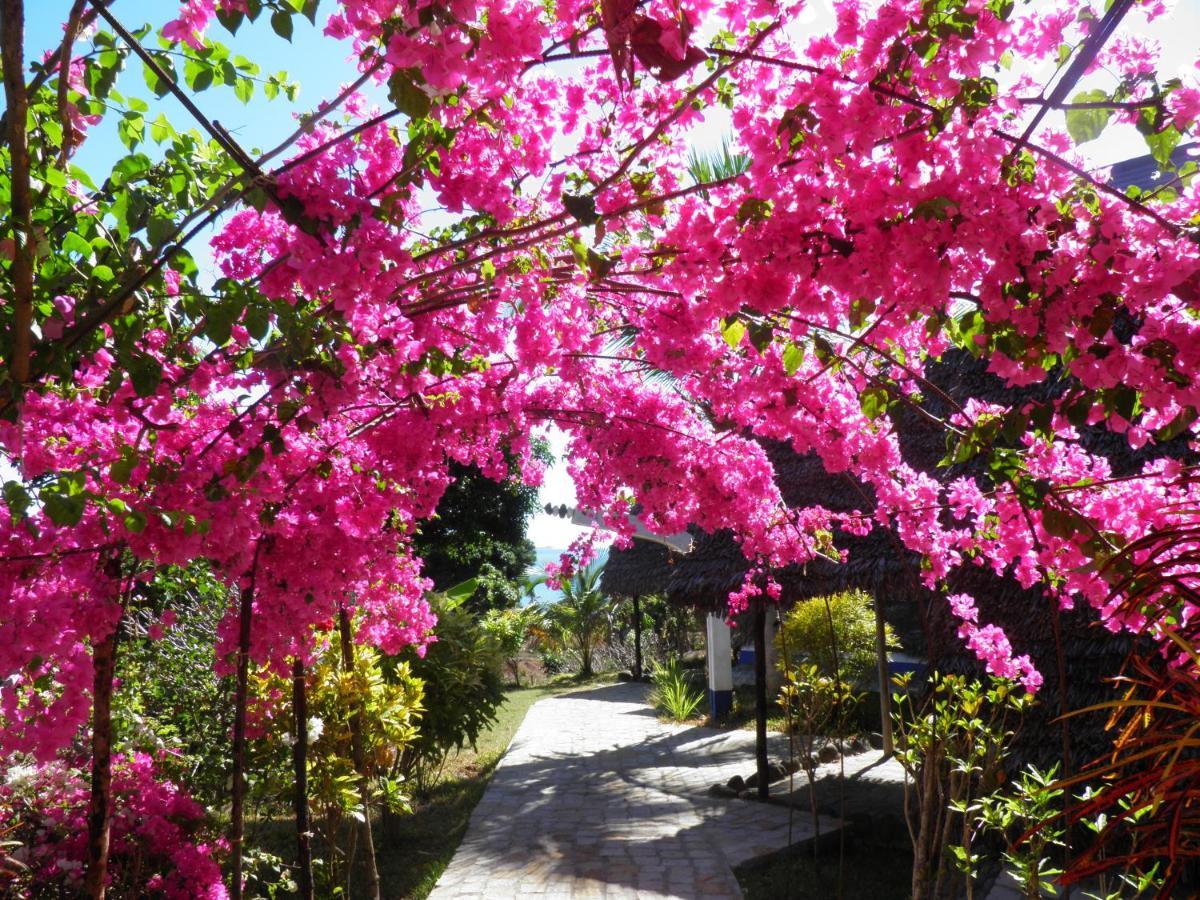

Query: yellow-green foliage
left=776, top=590, right=897, bottom=686
left=251, top=635, right=424, bottom=822
left=305, top=640, right=423, bottom=820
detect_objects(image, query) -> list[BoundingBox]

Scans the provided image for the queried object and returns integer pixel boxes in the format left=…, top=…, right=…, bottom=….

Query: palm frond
left=687, top=137, right=750, bottom=191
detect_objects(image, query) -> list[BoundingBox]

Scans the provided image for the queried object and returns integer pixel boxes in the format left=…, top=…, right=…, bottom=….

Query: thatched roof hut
left=652, top=349, right=1190, bottom=772
left=897, top=350, right=1180, bottom=772
left=599, top=536, right=681, bottom=598
left=663, top=443, right=929, bottom=651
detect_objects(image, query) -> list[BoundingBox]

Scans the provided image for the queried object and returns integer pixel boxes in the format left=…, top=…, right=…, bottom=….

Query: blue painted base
left=708, top=688, right=733, bottom=722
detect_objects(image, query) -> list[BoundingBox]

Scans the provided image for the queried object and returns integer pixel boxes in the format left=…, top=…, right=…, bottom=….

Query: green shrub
left=112, top=563, right=233, bottom=807
left=776, top=590, right=896, bottom=686
left=480, top=605, right=542, bottom=685
left=650, top=658, right=705, bottom=722
left=398, top=591, right=506, bottom=794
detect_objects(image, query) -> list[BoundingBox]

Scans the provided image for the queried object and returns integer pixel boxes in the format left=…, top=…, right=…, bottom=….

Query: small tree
left=779, top=662, right=861, bottom=855
left=776, top=591, right=897, bottom=687
left=480, top=605, right=543, bottom=686
left=892, top=672, right=1033, bottom=900
left=538, top=563, right=611, bottom=678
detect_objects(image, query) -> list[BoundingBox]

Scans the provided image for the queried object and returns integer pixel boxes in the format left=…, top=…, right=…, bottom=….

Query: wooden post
left=632, top=594, right=643, bottom=680
left=292, top=658, right=314, bottom=900
left=754, top=600, right=769, bottom=800
left=874, top=597, right=894, bottom=756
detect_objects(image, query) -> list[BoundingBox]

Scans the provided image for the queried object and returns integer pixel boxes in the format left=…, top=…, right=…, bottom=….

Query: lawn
left=375, top=674, right=615, bottom=899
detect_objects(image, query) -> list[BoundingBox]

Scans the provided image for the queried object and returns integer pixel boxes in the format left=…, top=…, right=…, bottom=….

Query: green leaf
left=271, top=10, right=294, bottom=41
left=147, top=214, right=175, bottom=247
left=140, top=63, right=166, bottom=97
left=1041, top=506, right=1079, bottom=539
left=42, top=168, right=67, bottom=189
left=149, top=113, right=173, bottom=143
left=1065, top=89, right=1113, bottom=145
left=184, top=58, right=214, bottom=92
left=562, top=193, right=599, bottom=225
left=234, top=76, right=253, bottom=104
left=215, top=8, right=245, bottom=33
left=3, top=481, right=32, bottom=521
left=63, top=232, right=91, bottom=257
left=130, top=356, right=163, bottom=397
left=567, top=235, right=589, bottom=269
left=1144, top=125, right=1181, bottom=169
left=860, top=386, right=890, bottom=420
left=721, top=318, right=746, bottom=349
left=93, top=264, right=115, bottom=282
left=445, top=577, right=479, bottom=603
left=118, top=112, right=145, bottom=150
left=123, top=510, right=147, bottom=533
left=388, top=71, right=431, bottom=119
left=110, top=447, right=138, bottom=485
left=585, top=248, right=615, bottom=280
left=1155, top=406, right=1197, bottom=442
left=735, top=197, right=773, bottom=225
left=913, top=196, right=959, bottom=221
left=41, top=490, right=86, bottom=528
left=782, top=342, right=805, bottom=376
left=244, top=304, right=271, bottom=341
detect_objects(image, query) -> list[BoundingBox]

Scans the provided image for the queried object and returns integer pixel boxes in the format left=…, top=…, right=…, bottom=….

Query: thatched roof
left=661, top=348, right=1188, bottom=772
left=664, top=438, right=927, bottom=648
left=893, top=350, right=1175, bottom=770
left=600, top=537, right=681, bottom=597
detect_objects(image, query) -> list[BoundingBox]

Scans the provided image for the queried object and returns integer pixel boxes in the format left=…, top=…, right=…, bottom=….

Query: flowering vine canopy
left=2, top=0, right=1199, bottom=762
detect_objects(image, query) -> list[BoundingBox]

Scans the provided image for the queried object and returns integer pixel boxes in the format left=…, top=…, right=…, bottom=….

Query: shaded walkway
left=428, top=682, right=835, bottom=899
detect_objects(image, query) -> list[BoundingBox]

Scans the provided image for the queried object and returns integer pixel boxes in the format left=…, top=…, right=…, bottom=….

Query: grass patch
left=376, top=673, right=617, bottom=899
left=734, top=842, right=913, bottom=899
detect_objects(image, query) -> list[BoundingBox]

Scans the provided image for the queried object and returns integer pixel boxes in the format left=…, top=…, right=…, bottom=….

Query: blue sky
left=26, top=1, right=374, bottom=177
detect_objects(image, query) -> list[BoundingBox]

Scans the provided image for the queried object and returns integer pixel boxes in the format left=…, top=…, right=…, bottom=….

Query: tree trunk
left=632, top=595, right=643, bottom=680
left=580, top=638, right=592, bottom=678
left=339, top=607, right=381, bottom=900
left=83, top=619, right=122, bottom=899
left=1050, top=602, right=1073, bottom=898
left=292, top=658, right=314, bottom=900
left=754, top=600, right=769, bottom=800
left=229, top=574, right=255, bottom=900
left=1, top=0, right=34, bottom=387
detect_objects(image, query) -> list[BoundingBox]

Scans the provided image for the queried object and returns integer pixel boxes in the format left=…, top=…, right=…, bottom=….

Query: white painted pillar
left=706, top=613, right=733, bottom=721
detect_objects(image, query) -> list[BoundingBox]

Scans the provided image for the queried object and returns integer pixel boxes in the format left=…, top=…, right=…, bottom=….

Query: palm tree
left=537, top=562, right=611, bottom=678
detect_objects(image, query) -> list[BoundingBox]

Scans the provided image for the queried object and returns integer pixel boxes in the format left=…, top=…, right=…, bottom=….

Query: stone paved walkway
left=428, top=682, right=836, bottom=899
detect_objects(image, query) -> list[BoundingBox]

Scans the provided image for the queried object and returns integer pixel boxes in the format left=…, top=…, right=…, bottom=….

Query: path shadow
left=436, top=682, right=841, bottom=898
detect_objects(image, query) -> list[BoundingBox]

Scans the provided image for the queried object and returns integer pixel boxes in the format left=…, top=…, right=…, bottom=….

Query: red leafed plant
left=1054, top=511, right=1200, bottom=896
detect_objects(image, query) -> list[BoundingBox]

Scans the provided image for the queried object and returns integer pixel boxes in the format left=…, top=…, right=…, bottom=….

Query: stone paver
left=428, top=683, right=838, bottom=899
